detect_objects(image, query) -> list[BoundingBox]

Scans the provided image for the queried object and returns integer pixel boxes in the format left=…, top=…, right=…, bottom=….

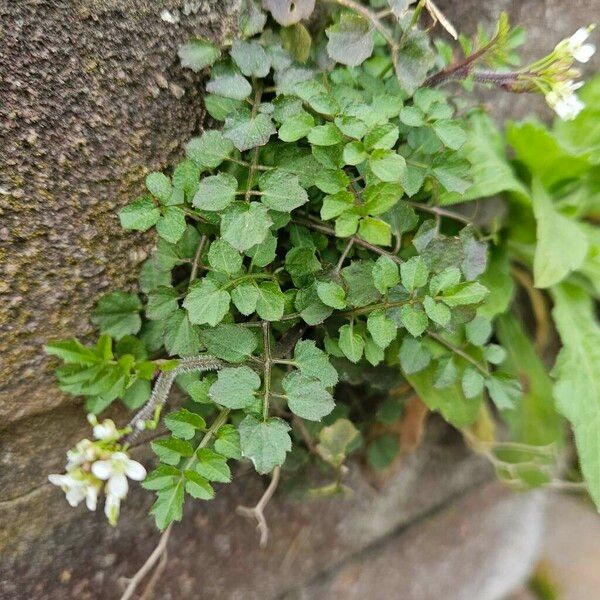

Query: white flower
left=567, top=27, right=596, bottom=63
left=48, top=472, right=101, bottom=511
left=92, top=418, right=119, bottom=441
left=92, top=452, right=146, bottom=500
left=546, top=81, right=585, bottom=120
left=65, top=439, right=97, bottom=470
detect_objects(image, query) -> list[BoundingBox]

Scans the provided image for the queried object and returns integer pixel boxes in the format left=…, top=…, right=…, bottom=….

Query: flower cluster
left=544, top=27, right=595, bottom=120
left=48, top=416, right=146, bottom=526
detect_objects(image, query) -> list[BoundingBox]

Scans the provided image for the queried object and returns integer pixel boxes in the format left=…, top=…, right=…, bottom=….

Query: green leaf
left=364, top=337, right=384, bottom=366
left=172, top=159, right=200, bottom=201
left=209, top=366, right=261, bottom=409
left=326, top=13, right=374, bottom=67
left=91, top=292, right=142, bottom=339
left=441, top=282, right=488, bottom=307
left=247, top=232, right=277, bottom=267
left=259, top=170, right=308, bottom=212
left=407, top=363, right=481, bottom=428
left=118, top=197, right=160, bottom=231
left=224, top=111, right=276, bottom=152
left=452, top=112, right=528, bottom=203
left=316, top=418, right=359, bottom=468
left=146, top=172, right=172, bottom=202
left=200, top=324, right=258, bottom=362
left=281, top=22, right=312, bottom=63
left=400, top=256, right=429, bottom=292
left=185, top=130, right=234, bottom=169
left=358, top=217, right=392, bottom=246
left=184, top=470, right=215, bottom=500
left=363, top=183, right=403, bottom=216
left=367, top=434, right=399, bottom=470
left=164, top=309, right=201, bottom=357
left=317, top=281, right=347, bottom=309
left=195, top=448, right=231, bottom=483
left=293, top=339, right=339, bottom=387
left=122, top=378, right=151, bottom=410
left=335, top=211, right=360, bottom=237
left=338, top=323, right=364, bottom=363
left=343, top=141, right=368, bottom=165
left=231, top=283, right=259, bottom=316
left=429, top=266, right=461, bottom=296
left=165, top=409, right=206, bottom=440
left=207, top=73, right=252, bottom=100
left=283, top=371, right=335, bottom=421
left=462, top=367, right=485, bottom=399
left=367, top=310, right=397, bottom=349
left=485, top=373, right=521, bottom=410
left=399, top=106, right=425, bottom=127
left=183, top=279, right=230, bottom=327
left=220, top=203, right=273, bottom=252
left=263, top=0, right=315, bottom=26
left=146, top=286, right=179, bottom=321
left=214, top=424, right=242, bottom=460
left=531, top=178, right=588, bottom=288
left=156, top=206, right=187, bottom=244
left=496, top=313, right=563, bottom=445
left=364, top=123, right=399, bottom=151
left=432, top=120, right=467, bottom=150
left=208, top=239, right=243, bottom=275
left=308, top=123, right=344, bottom=146
left=45, top=338, right=109, bottom=366
left=238, top=415, right=292, bottom=474
left=400, top=304, right=428, bottom=337
left=551, top=283, right=600, bottom=509
left=255, top=281, right=285, bottom=321
left=465, top=316, right=492, bottom=346
left=278, top=111, right=315, bottom=142
left=369, top=150, right=406, bottom=183
left=142, top=465, right=181, bottom=491
left=178, top=38, right=220, bottom=72
left=285, top=246, right=322, bottom=286
left=193, top=173, right=238, bottom=212
left=434, top=356, right=458, bottom=389
left=399, top=336, right=431, bottom=374
left=423, top=296, right=451, bottom=326
left=372, top=255, right=400, bottom=294
left=151, top=481, right=185, bottom=530
left=341, top=260, right=380, bottom=308
left=484, top=344, right=506, bottom=365
left=393, top=28, right=435, bottom=95
left=231, top=39, right=270, bottom=77
left=151, top=437, right=194, bottom=466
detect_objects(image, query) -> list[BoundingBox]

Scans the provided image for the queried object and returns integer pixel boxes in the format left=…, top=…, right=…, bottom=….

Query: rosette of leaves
left=46, top=1, right=545, bottom=532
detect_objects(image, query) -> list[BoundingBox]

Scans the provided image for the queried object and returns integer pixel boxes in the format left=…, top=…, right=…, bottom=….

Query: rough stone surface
left=0, top=421, right=495, bottom=599
left=1, top=1, right=597, bottom=598
left=285, top=484, right=545, bottom=600
left=0, top=0, right=239, bottom=424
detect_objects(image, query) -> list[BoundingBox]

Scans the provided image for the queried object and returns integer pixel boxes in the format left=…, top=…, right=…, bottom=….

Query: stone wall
left=1, top=1, right=597, bottom=598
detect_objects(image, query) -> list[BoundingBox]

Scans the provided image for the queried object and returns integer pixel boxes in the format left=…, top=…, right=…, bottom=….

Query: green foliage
left=46, top=4, right=600, bottom=535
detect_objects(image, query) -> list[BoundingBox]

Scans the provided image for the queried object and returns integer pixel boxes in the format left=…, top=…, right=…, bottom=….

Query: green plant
left=44, top=1, right=597, bottom=596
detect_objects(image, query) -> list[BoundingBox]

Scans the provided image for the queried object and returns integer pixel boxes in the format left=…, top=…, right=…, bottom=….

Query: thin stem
left=335, top=238, right=354, bottom=273
left=428, top=331, right=490, bottom=376
left=119, top=524, right=173, bottom=600
left=189, top=235, right=207, bottom=284
left=183, top=408, right=230, bottom=472
left=262, top=321, right=272, bottom=421
left=226, top=156, right=273, bottom=171
left=406, top=201, right=477, bottom=228
left=236, top=466, right=281, bottom=548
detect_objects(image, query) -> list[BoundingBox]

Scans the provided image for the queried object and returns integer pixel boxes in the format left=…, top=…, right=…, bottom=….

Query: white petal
left=86, top=486, right=99, bottom=511
left=91, top=460, right=113, bottom=480
left=104, top=494, right=121, bottom=526
left=48, top=473, right=68, bottom=487
left=569, top=27, right=590, bottom=47
left=66, top=486, right=85, bottom=507
left=125, top=459, right=147, bottom=481
left=573, top=43, right=595, bottom=63
left=107, top=473, right=129, bottom=498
